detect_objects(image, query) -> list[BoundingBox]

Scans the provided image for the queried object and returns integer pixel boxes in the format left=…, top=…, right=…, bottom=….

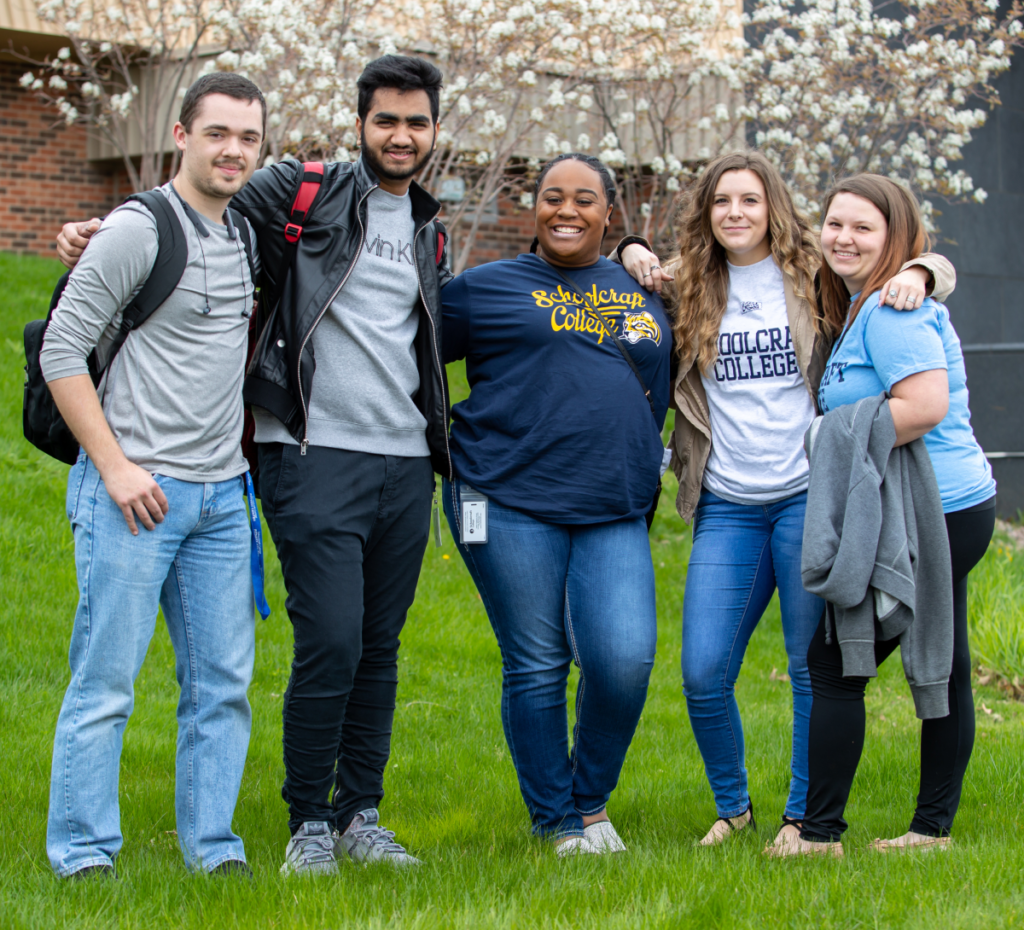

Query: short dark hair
left=179, top=73, right=267, bottom=138
left=535, top=153, right=617, bottom=209
left=357, top=55, right=443, bottom=124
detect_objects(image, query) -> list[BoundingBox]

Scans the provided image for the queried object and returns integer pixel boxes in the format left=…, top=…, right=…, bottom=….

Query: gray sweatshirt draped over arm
left=801, top=393, right=953, bottom=719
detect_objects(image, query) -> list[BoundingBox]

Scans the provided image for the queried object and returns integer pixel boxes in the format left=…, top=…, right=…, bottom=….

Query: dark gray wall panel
left=936, top=45, right=1024, bottom=519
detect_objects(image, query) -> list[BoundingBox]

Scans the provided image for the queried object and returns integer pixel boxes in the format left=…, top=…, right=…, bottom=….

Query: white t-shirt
left=700, top=255, right=816, bottom=504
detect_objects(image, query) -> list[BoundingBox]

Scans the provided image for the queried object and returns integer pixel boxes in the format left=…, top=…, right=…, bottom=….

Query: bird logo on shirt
left=622, top=311, right=662, bottom=345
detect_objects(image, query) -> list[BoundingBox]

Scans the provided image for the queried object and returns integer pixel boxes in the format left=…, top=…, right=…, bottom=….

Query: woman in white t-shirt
left=619, top=152, right=955, bottom=851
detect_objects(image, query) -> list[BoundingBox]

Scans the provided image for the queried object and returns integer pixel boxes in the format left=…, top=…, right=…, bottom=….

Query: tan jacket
left=663, top=254, right=956, bottom=522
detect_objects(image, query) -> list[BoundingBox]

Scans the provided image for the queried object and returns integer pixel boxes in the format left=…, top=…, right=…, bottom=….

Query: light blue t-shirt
left=817, top=291, right=995, bottom=513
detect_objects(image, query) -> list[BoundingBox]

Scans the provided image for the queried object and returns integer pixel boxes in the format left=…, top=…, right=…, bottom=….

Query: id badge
left=460, top=485, right=489, bottom=545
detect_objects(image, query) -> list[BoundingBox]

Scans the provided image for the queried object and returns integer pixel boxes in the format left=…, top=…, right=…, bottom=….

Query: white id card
left=460, top=486, right=489, bottom=544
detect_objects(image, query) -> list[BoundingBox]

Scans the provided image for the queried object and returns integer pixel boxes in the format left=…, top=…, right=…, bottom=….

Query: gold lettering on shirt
left=534, top=285, right=660, bottom=345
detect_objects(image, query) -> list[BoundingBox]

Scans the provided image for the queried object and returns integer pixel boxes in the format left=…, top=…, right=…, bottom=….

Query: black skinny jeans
left=258, top=443, right=433, bottom=834
left=801, top=499, right=995, bottom=841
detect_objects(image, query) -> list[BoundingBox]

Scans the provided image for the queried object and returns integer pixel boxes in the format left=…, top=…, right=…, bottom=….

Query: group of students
left=40, top=52, right=994, bottom=878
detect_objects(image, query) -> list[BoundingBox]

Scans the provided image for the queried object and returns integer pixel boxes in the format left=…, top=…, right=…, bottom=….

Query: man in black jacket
left=58, top=55, right=452, bottom=874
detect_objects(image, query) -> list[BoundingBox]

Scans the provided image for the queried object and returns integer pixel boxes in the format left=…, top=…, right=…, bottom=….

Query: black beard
left=359, top=129, right=434, bottom=182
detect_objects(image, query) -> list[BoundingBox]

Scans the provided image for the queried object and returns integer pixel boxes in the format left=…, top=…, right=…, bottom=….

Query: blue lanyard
left=243, top=472, right=271, bottom=620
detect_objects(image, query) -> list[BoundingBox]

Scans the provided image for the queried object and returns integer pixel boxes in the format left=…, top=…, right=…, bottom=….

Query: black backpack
left=22, top=190, right=255, bottom=465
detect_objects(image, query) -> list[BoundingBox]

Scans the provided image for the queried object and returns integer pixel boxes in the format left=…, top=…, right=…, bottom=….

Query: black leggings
left=801, top=499, right=995, bottom=841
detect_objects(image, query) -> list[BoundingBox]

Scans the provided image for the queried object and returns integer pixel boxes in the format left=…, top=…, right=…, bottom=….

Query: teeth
left=554, top=226, right=582, bottom=233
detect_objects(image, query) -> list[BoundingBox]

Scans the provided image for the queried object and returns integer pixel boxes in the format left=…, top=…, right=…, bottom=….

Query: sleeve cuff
left=614, top=235, right=653, bottom=263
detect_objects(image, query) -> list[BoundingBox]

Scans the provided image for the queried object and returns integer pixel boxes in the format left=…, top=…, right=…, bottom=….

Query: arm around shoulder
left=229, top=160, right=304, bottom=232
left=906, top=253, right=956, bottom=302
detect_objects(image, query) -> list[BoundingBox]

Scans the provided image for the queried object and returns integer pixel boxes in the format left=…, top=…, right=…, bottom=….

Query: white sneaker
left=280, top=821, right=339, bottom=876
left=555, top=835, right=600, bottom=858
left=334, top=809, right=421, bottom=867
left=584, top=821, right=627, bottom=853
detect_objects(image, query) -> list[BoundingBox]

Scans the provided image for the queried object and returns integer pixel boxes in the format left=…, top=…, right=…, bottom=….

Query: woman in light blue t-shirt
left=620, top=152, right=955, bottom=853
left=790, top=174, right=996, bottom=857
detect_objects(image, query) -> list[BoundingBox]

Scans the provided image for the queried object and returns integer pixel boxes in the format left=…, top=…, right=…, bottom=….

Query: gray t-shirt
left=253, top=187, right=429, bottom=457
left=40, top=183, right=258, bottom=482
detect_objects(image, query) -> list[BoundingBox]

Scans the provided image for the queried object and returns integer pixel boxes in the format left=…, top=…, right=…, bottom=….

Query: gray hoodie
left=801, top=393, right=953, bottom=719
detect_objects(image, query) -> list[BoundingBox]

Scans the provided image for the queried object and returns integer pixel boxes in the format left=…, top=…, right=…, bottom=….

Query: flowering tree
left=743, top=0, right=1024, bottom=224
left=399, top=0, right=748, bottom=270
left=17, top=0, right=222, bottom=192
left=18, top=0, right=1024, bottom=248
left=563, top=0, right=747, bottom=253
left=212, top=0, right=377, bottom=163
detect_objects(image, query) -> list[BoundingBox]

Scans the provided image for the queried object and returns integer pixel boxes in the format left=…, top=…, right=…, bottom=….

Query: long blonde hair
left=674, top=152, right=821, bottom=374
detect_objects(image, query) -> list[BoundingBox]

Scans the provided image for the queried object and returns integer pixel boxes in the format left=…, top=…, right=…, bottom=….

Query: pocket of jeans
left=65, top=453, right=87, bottom=523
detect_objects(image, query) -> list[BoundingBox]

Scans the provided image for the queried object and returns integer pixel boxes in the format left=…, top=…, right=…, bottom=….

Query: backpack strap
left=230, top=207, right=257, bottom=288
left=95, top=190, right=189, bottom=377
left=275, top=161, right=324, bottom=290
left=285, top=162, right=324, bottom=244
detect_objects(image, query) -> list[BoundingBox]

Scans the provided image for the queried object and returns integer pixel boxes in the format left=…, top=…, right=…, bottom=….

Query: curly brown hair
left=673, top=152, right=821, bottom=374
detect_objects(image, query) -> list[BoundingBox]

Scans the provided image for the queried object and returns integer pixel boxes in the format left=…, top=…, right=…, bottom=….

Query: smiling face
left=356, top=87, right=438, bottom=195
left=821, top=192, right=889, bottom=295
left=174, top=92, right=263, bottom=199
left=709, top=169, right=771, bottom=266
left=534, top=159, right=613, bottom=267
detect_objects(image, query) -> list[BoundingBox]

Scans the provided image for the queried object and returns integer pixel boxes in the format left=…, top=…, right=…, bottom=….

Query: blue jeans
left=682, top=489, right=822, bottom=820
left=47, top=456, right=255, bottom=876
left=444, top=478, right=657, bottom=839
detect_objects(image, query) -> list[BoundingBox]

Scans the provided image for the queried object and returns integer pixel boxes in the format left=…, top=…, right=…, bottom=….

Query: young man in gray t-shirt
left=56, top=56, right=452, bottom=876
left=40, top=75, right=266, bottom=879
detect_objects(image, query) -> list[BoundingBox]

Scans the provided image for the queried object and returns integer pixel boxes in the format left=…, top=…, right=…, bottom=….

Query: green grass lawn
left=2, top=250, right=1024, bottom=928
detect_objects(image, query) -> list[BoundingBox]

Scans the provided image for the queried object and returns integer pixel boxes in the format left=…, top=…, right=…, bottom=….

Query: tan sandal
left=698, top=800, right=754, bottom=847
left=763, top=824, right=843, bottom=859
left=763, top=820, right=802, bottom=855
left=867, top=831, right=951, bottom=853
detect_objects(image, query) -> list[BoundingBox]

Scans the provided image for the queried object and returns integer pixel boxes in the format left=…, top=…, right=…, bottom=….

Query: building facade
left=936, top=55, right=1024, bottom=517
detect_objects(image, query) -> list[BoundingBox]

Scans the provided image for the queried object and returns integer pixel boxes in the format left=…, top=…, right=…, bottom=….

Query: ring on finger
left=888, top=288, right=898, bottom=298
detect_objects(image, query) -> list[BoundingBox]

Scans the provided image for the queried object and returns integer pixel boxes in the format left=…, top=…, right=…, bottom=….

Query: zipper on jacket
left=412, top=215, right=454, bottom=480
left=296, top=182, right=377, bottom=454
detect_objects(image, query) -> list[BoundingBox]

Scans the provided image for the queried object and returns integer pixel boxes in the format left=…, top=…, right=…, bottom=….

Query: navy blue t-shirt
left=442, top=253, right=672, bottom=524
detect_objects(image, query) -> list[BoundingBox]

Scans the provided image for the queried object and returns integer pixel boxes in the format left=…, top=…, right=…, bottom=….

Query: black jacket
left=234, top=157, right=453, bottom=478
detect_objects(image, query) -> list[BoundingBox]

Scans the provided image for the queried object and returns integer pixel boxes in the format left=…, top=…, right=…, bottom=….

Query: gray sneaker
left=280, top=821, right=339, bottom=876
left=334, top=809, right=421, bottom=866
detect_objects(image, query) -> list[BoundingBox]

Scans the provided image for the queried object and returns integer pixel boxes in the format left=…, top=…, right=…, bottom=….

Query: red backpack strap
left=435, top=225, right=445, bottom=266
left=284, top=162, right=324, bottom=244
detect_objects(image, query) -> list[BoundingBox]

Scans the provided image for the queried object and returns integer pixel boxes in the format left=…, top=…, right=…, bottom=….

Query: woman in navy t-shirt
left=442, top=154, right=672, bottom=856
left=790, top=174, right=996, bottom=856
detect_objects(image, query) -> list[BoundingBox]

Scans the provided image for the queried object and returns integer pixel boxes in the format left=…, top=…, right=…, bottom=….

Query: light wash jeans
left=444, top=478, right=657, bottom=839
left=47, top=455, right=255, bottom=876
left=682, top=489, right=822, bottom=821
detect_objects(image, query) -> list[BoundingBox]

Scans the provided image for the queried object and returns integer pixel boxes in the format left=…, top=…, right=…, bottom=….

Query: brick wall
left=0, top=61, right=625, bottom=267
left=0, top=61, right=117, bottom=255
